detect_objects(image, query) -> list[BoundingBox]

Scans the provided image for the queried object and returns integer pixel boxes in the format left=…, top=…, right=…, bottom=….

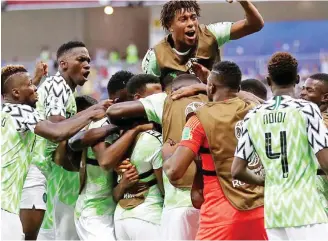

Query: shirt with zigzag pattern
left=235, top=95, right=328, bottom=228
left=1, top=103, right=42, bottom=214
left=36, top=72, right=79, bottom=230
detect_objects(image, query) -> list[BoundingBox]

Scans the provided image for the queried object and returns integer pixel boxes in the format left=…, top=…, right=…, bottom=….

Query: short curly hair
left=160, top=0, right=200, bottom=30
left=107, top=70, right=134, bottom=96
left=268, top=52, right=298, bottom=86
left=75, top=95, right=98, bottom=113
left=309, top=73, right=328, bottom=84
left=56, top=41, right=86, bottom=60
left=212, top=61, right=242, bottom=90
left=1, top=65, right=28, bottom=95
left=127, top=74, right=160, bottom=96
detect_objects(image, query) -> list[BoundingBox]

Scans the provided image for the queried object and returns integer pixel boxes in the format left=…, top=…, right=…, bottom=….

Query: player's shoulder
left=296, top=99, right=322, bottom=120
left=40, top=73, right=70, bottom=94
left=143, top=130, right=163, bottom=145
left=2, top=103, right=35, bottom=116
left=142, top=48, right=156, bottom=73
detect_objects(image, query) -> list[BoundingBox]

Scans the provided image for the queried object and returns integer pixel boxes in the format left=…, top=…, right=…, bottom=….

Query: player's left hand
left=115, top=159, right=133, bottom=175
left=237, top=90, right=264, bottom=104
left=192, top=62, right=210, bottom=84
left=171, top=85, right=199, bottom=100
left=34, top=61, right=48, bottom=78
left=95, top=99, right=114, bottom=111
left=161, top=139, right=178, bottom=161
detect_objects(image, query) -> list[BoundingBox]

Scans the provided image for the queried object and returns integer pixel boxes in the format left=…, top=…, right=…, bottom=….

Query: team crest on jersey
left=43, top=193, right=47, bottom=203
left=182, top=127, right=191, bottom=141
left=235, top=120, right=243, bottom=139
left=185, top=102, right=205, bottom=119
left=185, top=58, right=198, bottom=75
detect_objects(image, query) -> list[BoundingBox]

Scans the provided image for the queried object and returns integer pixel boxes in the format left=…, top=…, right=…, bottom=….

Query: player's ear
left=266, top=76, right=272, bottom=87
left=12, top=88, right=20, bottom=99
left=133, top=93, right=141, bottom=100
left=295, top=75, right=300, bottom=85
left=322, top=93, right=328, bottom=104
left=59, top=58, right=68, bottom=71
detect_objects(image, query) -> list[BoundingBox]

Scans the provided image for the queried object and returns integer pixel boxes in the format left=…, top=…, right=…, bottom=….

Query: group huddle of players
left=1, top=0, right=328, bottom=241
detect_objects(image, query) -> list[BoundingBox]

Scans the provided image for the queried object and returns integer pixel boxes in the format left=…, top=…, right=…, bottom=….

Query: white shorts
left=160, top=207, right=200, bottom=240
left=115, top=218, right=161, bottom=240
left=75, top=214, right=115, bottom=240
left=20, top=186, right=47, bottom=210
left=53, top=198, right=79, bottom=240
left=1, top=209, right=25, bottom=240
left=267, top=223, right=328, bottom=240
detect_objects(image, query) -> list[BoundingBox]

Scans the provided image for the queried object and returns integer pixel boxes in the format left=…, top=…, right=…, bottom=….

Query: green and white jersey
left=142, top=22, right=232, bottom=76
left=35, top=72, right=77, bottom=176
left=75, top=118, right=118, bottom=219
left=139, top=92, right=193, bottom=209
left=36, top=72, right=79, bottom=230
left=235, top=95, right=328, bottom=228
left=114, top=130, right=164, bottom=225
left=317, top=175, right=328, bottom=216
left=41, top=163, right=80, bottom=229
left=1, top=103, right=42, bottom=214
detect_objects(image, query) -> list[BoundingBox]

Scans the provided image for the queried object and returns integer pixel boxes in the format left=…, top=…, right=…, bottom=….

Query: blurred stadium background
left=2, top=0, right=328, bottom=99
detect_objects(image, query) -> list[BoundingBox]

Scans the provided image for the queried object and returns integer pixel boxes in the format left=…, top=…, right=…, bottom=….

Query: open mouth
left=83, top=71, right=90, bottom=79
left=185, top=30, right=196, bottom=38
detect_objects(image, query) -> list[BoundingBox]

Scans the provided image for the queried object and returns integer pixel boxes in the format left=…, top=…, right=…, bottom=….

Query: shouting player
left=1, top=65, right=107, bottom=240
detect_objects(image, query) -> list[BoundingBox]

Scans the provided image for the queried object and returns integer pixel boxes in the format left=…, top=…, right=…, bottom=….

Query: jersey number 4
left=265, top=131, right=289, bottom=178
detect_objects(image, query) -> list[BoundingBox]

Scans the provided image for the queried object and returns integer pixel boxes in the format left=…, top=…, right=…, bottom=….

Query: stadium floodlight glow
left=104, top=6, right=114, bottom=15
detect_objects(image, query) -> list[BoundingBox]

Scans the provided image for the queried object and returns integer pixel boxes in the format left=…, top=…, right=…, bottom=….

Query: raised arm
left=35, top=108, right=105, bottom=143
left=106, top=101, right=147, bottom=125
left=32, top=61, right=48, bottom=86
left=229, top=0, right=264, bottom=40
left=93, top=123, right=153, bottom=171
left=68, top=124, right=119, bottom=151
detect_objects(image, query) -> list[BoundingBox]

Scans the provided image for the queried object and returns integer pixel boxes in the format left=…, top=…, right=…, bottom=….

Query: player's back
left=245, top=95, right=328, bottom=228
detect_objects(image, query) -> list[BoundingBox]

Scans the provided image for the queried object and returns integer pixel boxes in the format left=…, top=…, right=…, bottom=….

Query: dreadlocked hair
left=1, top=65, right=27, bottom=95
left=268, top=52, right=298, bottom=86
left=160, top=0, right=200, bottom=30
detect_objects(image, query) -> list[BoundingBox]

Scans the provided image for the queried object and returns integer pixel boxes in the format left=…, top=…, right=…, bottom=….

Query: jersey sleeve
left=142, top=48, right=161, bottom=76
left=179, top=115, right=206, bottom=155
left=302, top=103, right=328, bottom=154
left=44, top=76, right=69, bottom=118
left=206, top=22, right=233, bottom=47
left=234, top=113, right=256, bottom=162
left=139, top=92, right=167, bottom=124
left=14, top=106, right=43, bottom=133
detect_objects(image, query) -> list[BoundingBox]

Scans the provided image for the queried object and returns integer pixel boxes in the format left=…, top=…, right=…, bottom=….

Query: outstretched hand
left=192, top=62, right=210, bottom=84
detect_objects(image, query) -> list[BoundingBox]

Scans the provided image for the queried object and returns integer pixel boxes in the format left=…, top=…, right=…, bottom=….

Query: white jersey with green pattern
left=36, top=72, right=79, bottom=230
left=139, top=92, right=193, bottom=210
left=75, top=118, right=118, bottom=219
left=114, top=130, right=164, bottom=225
left=1, top=103, right=42, bottom=214
left=142, top=22, right=232, bottom=76
left=235, top=95, right=328, bottom=228
left=317, top=175, right=328, bottom=215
